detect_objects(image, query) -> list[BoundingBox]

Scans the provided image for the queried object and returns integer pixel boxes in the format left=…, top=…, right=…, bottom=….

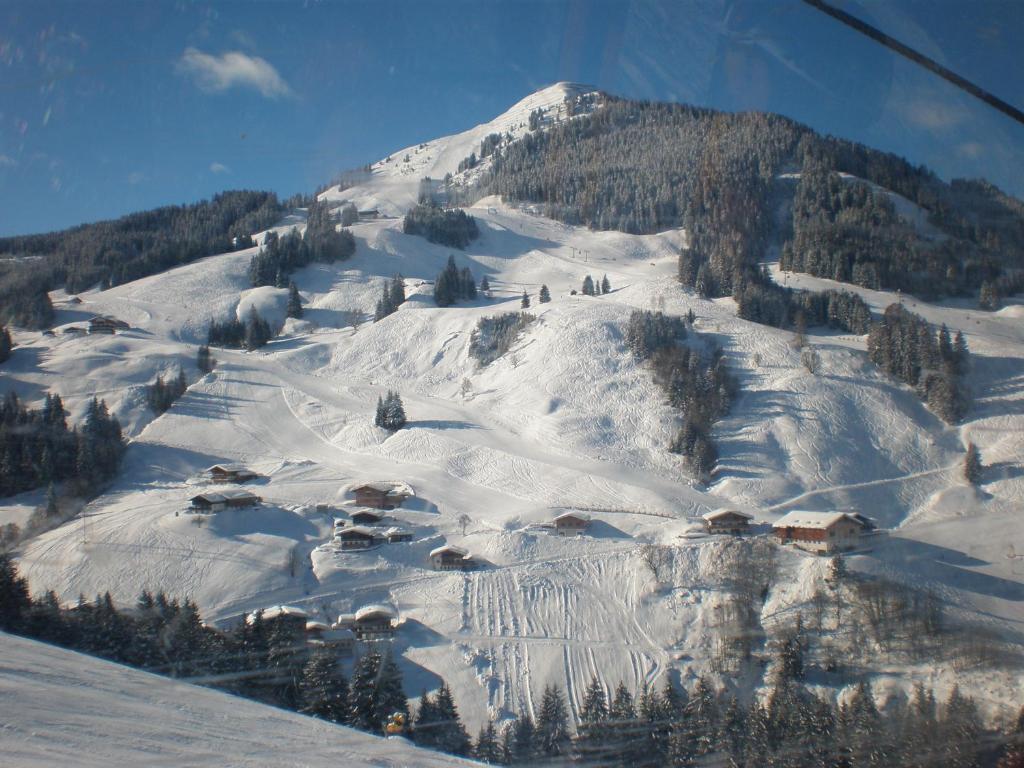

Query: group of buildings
left=700, top=508, right=877, bottom=553
left=245, top=602, right=400, bottom=653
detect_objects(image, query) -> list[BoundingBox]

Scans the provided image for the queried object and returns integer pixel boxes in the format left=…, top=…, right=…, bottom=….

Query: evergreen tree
left=520, top=290, right=530, bottom=309
left=537, top=685, right=576, bottom=758
left=480, top=275, right=491, bottom=294
left=378, top=391, right=407, bottom=431
left=511, top=712, right=537, bottom=763
left=349, top=651, right=383, bottom=731
left=581, top=275, right=596, bottom=296
left=413, top=690, right=440, bottom=748
left=299, top=650, right=349, bottom=723
left=964, top=442, right=983, bottom=485
left=434, top=681, right=471, bottom=755
left=0, top=553, right=30, bottom=631
left=286, top=282, right=303, bottom=319
left=601, top=274, right=611, bottom=294
left=538, top=284, right=550, bottom=303
left=475, top=720, right=502, bottom=764
left=389, top=274, right=406, bottom=309
left=0, top=326, right=11, bottom=363
left=372, top=650, right=409, bottom=734
left=44, top=482, right=59, bottom=520
left=576, top=678, right=608, bottom=763
left=340, top=204, right=359, bottom=227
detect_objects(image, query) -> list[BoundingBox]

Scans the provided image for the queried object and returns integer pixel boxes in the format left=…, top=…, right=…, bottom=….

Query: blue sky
left=1, top=0, right=1021, bottom=236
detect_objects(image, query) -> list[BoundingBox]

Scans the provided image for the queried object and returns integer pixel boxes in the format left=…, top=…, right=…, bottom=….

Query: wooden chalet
left=335, top=525, right=380, bottom=550
left=88, top=315, right=130, bottom=334
left=702, top=509, right=754, bottom=535
left=349, top=508, right=387, bottom=526
left=384, top=527, right=413, bottom=544
left=351, top=483, right=408, bottom=510
left=553, top=511, right=591, bottom=536
left=772, top=511, right=868, bottom=553
left=357, top=209, right=380, bottom=221
left=206, top=464, right=259, bottom=483
left=430, top=544, right=474, bottom=571
left=336, top=604, right=397, bottom=641
left=190, top=490, right=261, bottom=512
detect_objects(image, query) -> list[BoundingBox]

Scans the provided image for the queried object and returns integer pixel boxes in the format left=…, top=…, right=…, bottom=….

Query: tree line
left=1, top=554, right=1022, bottom=766
left=0, top=190, right=282, bottom=328
left=625, top=310, right=736, bottom=479
left=0, top=392, right=125, bottom=499
left=867, top=304, right=970, bottom=423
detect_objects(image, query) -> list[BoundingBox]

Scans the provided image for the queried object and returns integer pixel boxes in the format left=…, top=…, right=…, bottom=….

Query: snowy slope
left=0, top=631, right=470, bottom=768
left=3, top=85, right=1023, bottom=730
left=319, top=82, right=597, bottom=216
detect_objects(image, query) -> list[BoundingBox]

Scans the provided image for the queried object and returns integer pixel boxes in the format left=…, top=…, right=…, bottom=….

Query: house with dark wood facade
left=335, top=525, right=381, bottom=550
left=429, top=544, right=475, bottom=571
left=206, top=464, right=259, bottom=483
left=553, top=511, right=591, bottom=536
left=351, top=483, right=409, bottom=510
left=702, top=509, right=754, bottom=535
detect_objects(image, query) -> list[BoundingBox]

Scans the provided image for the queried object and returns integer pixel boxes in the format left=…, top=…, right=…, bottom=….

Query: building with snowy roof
left=701, top=509, right=753, bottom=535
left=206, top=464, right=260, bottom=483
left=190, top=489, right=261, bottom=512
left=772, top=511, right=868, bottom=553
left=335, top=525, right=381, bottom=550
left=553, top=511, right=591, bottom=536
left=430, top=544, right=475, bottom=571
left=349, top=508, right=388, bottom=526
left=336, top=604, right=398, bottom=640
left=351, top=483, right=410, bottom=510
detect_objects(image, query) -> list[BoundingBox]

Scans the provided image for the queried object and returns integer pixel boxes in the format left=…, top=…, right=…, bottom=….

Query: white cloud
left=898, top=98, right=967, bottom=130
left=209, top=162, right=230, bottom=174
left=0, top=155, right=16, bottom=168
left=176, top=47, right=291, bottom=99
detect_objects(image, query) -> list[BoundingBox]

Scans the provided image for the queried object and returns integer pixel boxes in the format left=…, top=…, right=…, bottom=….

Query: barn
left=702, top=509, right=754, bottom=535
left=772, top=511, right=868, bottom=553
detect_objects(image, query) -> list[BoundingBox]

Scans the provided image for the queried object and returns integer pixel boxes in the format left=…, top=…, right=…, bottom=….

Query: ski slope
left=0, top=631, right=470, bottom=768
left=3, top=84, right=1023, bottom=730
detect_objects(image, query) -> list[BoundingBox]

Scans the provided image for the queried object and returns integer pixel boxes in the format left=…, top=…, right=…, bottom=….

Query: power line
left=802, top=0, right=1024, bottom=127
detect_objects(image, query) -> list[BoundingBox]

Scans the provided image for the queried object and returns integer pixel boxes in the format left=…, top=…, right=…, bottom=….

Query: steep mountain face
left=1, top=84, right=1023, bottom=734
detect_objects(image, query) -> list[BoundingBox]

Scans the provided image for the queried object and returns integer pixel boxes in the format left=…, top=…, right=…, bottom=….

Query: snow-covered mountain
left=0, top=631, right=470, bottom=767
left=2, top=83, right=1023, bottom=730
